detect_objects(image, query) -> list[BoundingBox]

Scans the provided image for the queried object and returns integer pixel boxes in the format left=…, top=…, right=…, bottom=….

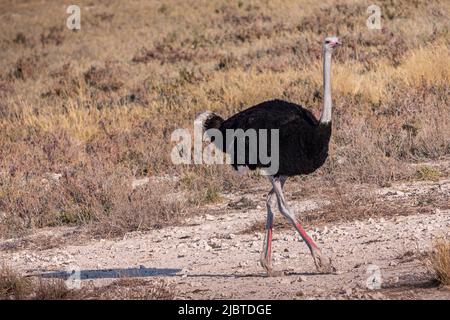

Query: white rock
left=389, top=276, right=399, bottom=284
left=208, top=238, right=222, bottom=249
left=131, top=177, right=149, bottom=189
left=340, top=287, right=353, bottom=295
left=0, top=211, right=6, bottom=223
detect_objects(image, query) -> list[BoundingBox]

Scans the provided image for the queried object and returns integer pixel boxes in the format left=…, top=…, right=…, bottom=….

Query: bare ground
left=1, top=174, right=449, bottom=300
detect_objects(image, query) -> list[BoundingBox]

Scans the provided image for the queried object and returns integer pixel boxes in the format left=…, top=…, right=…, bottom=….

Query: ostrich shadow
left=40, top=266, right=182, bottom=281
left=38, top=267, right=321, bottom=281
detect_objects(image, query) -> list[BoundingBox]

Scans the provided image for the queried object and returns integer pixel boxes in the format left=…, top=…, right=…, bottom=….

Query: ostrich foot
left=260, top=258, right=285, bottom=277
left=312, top=251, right=336, bottom=274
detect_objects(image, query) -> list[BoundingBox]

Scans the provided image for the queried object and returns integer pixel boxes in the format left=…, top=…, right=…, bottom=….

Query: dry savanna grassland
left=0, top=0, right=449, bottom=299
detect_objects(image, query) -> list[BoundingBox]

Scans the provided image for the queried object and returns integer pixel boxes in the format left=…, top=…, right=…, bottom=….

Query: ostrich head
left=323, top=36, right=341, bottom=52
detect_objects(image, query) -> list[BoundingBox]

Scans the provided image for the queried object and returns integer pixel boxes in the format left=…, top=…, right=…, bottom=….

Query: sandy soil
left=1, top=179, right=449, bottom=300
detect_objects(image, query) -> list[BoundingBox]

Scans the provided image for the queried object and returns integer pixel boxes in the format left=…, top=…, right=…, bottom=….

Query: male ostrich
left=196, top=37, right=340, bottom=276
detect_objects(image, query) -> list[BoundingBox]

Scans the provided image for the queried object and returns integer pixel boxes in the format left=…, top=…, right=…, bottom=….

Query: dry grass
left=0, top=264, right=31, bottom=299
left=80, top=278, right=176, bottom=300
left=427, top=239, right=450, bottom=286
left=0, top=264, right=75, bottom=300
left=34, top=278, right=73, bottom=300
left=0, top=0, right=449, bottom=238
left=0, top=265, right=175, bottom=300
left=414, top=165, right=442, bottom=182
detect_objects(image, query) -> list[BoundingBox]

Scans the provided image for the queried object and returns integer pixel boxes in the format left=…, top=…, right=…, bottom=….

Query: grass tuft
left=0, top=265, right=31, bottom=300
left=427, top=239, right=450, bottom=286
left=414, top=166, right=442, bottom=181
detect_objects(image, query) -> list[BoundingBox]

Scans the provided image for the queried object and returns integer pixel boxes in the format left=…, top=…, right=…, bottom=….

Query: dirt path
left=1, top=179, right=449, bottom=299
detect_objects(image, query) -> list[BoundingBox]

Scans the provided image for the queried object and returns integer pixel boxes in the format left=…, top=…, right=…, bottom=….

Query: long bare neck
left=319, top=49, right=332, bottom=124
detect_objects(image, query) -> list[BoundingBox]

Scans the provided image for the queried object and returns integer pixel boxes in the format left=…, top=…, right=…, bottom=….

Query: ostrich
left=196, top=36, right=340, bottom=276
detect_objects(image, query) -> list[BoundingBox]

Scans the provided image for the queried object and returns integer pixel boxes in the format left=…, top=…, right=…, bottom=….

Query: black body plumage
left=204, top=99, right=332, bottom=177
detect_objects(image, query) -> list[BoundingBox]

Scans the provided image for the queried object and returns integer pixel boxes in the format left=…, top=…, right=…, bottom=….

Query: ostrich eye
left=325, top=40, right=330, bottom=44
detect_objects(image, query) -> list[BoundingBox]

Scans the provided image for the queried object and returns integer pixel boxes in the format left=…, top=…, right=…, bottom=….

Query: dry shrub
left=84, top=62, right=125, bottom=92
left=132, top=44, right=194, bottom=65
left=427, top=239, right=450, bottom=286
left=0, top=165, right=186, bottom=238
left=0, top=265, right=31, bottom=299
left=297, top=3, right=362, bottom=37
left=398, top=44, right=450, bottom=87
left=0, top=265, right=74, bottom=300
left=178, top=165, right=254, bottom=205
left=40, top=26, right=64, bottom=46
left=42, top=63, right=82, bottom=99
left=13, top=33, right=29, bottom=46
left=414, top=166, right=441, bottom=181
left=88, top=178, right=187, bottom=237
left=0, top=80, right=15, bottom=98
left=81, top=278, right=175, bottom=300
left=93, top=12, right=115, bottom=23
left=0, top=265, right=174, bottom=300
left=0, top=233, right=71, bottom=252
left=323, top=81, right=449, bottom=186
left=34, top=278, right=72, bottom=300
left=10, top=55, right=45, bottom=80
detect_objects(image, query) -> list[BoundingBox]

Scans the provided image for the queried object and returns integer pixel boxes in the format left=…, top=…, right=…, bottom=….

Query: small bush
left=0, top=265, right=175, bottom=300
left=84, top=63, right=124, bottom=92
left=0, top=265, right=31, bottom=299
left=427, top=239, right=450, bottom=286
left=414, top=166, right=441, bottom=181
left=81, top=278, right=175, bottom=300
left=34, top=278, right=72, bottom=300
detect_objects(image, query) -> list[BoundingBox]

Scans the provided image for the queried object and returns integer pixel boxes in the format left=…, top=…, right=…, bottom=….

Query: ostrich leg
left=260, top=187, right=284, bottom=277
left=270, top=176, right=335, bottom=273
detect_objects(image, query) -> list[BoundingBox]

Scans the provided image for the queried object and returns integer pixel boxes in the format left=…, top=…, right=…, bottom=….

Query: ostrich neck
left=319, top=50, right=332, bottom=124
